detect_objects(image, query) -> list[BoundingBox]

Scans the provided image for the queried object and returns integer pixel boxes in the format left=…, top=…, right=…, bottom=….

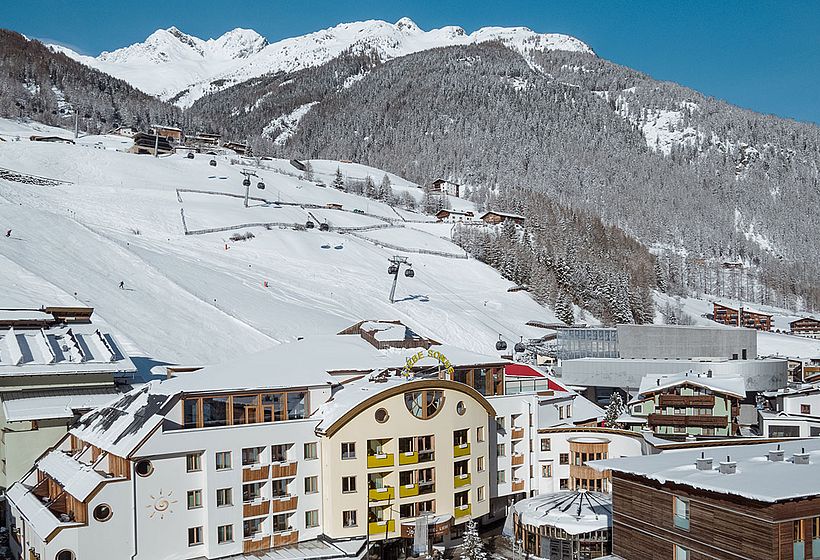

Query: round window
left=56, top=551, right=76, bottom=560
left=456, top=401, right=466, bottom=415
left=135, top=460, right=153, bottom=477
left=375, top=408, right=389, bottom=423
left=93, top=503, right=113, bottom=522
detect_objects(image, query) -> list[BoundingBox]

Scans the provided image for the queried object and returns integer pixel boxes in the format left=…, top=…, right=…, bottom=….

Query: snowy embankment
left=0, top=119, right=558, bottom=368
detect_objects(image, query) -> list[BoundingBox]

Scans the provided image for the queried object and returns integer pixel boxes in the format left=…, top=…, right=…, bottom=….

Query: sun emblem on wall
left=147, top=490, right=177, bottom=519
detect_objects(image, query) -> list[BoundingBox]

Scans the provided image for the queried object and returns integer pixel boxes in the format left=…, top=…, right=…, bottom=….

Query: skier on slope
left=5, top=229, right=10, bottom=237
left=119, top=281, right=125, bottom=290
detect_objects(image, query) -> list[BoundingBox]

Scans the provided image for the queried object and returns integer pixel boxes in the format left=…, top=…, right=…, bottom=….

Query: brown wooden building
left=592, top=440, right=820, bottom=560
left=480, top=210, right=526, bottom=225
left=712, top=302, right=772, bottom=331
left=791, top=317, right=820, bottom=339
left=712, top=302, right=740, bottom=327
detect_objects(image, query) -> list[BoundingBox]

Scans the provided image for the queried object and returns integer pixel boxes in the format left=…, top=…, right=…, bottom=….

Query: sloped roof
left=509, top=490, right=612, bottom=535
left=637, top=372, right=746, bottom=399
left=2, top=386, right=121, bottom=422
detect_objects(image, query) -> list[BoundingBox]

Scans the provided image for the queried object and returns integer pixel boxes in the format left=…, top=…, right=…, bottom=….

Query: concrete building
left=615, top=324, right=756, bottom=361
left=0, top=308, right=135, bottom=489
left=758, top=384, right=820, bottom=438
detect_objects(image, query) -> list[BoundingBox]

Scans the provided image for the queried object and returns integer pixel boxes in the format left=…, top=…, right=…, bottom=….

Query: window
left=632, top=404, right=642, bottom=415
left=341, top=442, right=356, bottom=460
left=455, top=490, right=469, bottom=508
left=559, top=478, right=569, bottom=490
left=187, top=490, right=202, bottom=510
left=56, top=551, right=76, bottom=560
left=400, top=503, right=416, bottom=518
left=272, top=513, right=289, bottom=533
left=540, top=438, right=551, bottom=452
left=559, top=406, right=565, bottom=420
left=542, top=464, right=552, bottom=478
left=769, top=425, right=800, bottom=438
left=702, top=427, right=715, bottom=436
left=497, top=470, right=506, bottom=484
left=217, top=524, right=233, bottom=544
left=216, top=451, right=232, bottom=470
left=454, top=429, right=469, bottom=446
left=375, top=408, right=389, bottom=423
left=814, top=517, right=820, bottom=539
left=674, top=545, right=688, bottom=560
left=342, top=476, right=357, bottom=493
left=186, top=453, right=201, bottom=472
left=497, top=444, right=506, bottom=457
left=243, top=518, right=263, bottom=538
left=673, top=496, right=690, bottom=530
left=477, top=426, right=485, bottom=442
left=306, top=510, right=319, bottom=528
left=188, top=526, right=203, bottom=546
left=795, top=519, right=805, bottom=541
left=405, top=390, right=445, bottom=419
left=559, top=453, right=569, bottom=465
left=477, top=456, right=485, bottom=472
left=232, top=395, right=259, bottom=424
left=135, top=460, right=153, bottom=477
left=242, top=447, right=263, bottom=466
left=343, top=510, right=357, bottom=527
left=271, top=444, right=288, bottom=463
left=243, top=482, right=263, bottom=503
left=201, top=396, right=229, bottom=427
left=93, top=503, right=112, bottom=522
left=304, top=442, right=318, bottom=460
left=271, top=479, right=289, bottom=498
left=456, top=401, right=466, bottom=415
left=496, top=416, right=505, bottom=430
left=216, top=488, right=232, bottom=507
left=305, top=476, right=319, bottom=494
left=674, top=425, right=686, bottom=433
left=477, top=486, right=485, bottom=502
left=802, top=404, right=812, bottom=415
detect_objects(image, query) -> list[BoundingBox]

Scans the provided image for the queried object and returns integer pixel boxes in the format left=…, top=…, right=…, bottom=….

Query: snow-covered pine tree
left=364, top=176, right=377, bottom=199
left=604, top=392, right=625, bottom=428
left=555, top=293, right=574, bottom=325
left=461, top=519, right=487, bottom=560
left=303, top=161, right=314, bottom=182
left=379, top=174, right=393, bottom=202
left=332, top=167, right=345, bottom=191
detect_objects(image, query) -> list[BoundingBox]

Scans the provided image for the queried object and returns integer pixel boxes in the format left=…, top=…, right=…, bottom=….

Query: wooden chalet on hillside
left=480, top=210, right=526, bottom=226
left=129, top=133, right=174, bottom=156
left=431, top=178, right=460, bottom=197
left=712, top=302, right=772, bottom=331
left=791, top=317, right=820, bottom=339
left=150, top=125, right=183, bottom=143
left=435, top=209, right=475, bottom=223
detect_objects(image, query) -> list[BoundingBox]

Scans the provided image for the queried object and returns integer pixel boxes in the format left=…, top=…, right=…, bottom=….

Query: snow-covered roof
left=591, top=438, right=820, bottom=503
left=509, top=490, right=611, bottom=535
left=0, top=326, right=135, bottom=376
left=616, top=413, right=647, bottom=424
left=637, top=372, right=746, bottom=399
left=2, top=386, right=121, bottom=422
left=481, top=210, right=526, bottom=220
left=741, top=306, right=773, bottom=317
left=6, top=482, right=74, bottom=538
left=38, top=450, right=116, bottom=501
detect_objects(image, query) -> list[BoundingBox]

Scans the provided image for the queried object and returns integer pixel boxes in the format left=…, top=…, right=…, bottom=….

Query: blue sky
left=4, top=0, right=819, bottom=124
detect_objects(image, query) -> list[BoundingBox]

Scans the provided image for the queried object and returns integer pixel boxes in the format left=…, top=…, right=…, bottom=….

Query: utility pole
left=387, top=256, right=414, bottom=303
left=74, top=110, right=79, bottom=139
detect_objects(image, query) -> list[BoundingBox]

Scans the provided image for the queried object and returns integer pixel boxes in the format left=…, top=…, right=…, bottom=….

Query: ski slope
left=0, top=119, right=559, bottom=367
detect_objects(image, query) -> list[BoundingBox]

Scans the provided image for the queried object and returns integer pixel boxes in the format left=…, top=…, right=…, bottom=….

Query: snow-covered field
left=0, top=119, right=558, bottom=369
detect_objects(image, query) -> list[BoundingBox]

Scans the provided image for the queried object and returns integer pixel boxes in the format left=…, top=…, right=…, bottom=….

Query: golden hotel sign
left=402, top=348, right=454, bottom=378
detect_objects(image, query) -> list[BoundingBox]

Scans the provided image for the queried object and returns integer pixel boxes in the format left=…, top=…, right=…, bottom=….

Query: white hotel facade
left=7, top=321, right=631, bottom=560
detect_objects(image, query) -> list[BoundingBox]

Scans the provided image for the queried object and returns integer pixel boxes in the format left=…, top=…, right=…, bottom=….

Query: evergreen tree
left=604, top=392, right=626, bottom=428
left=332, top=167, right=345, bottom=190
left=364, top=175, right=377, bottom=199
left=303, top=161, right=314, bottom=182
left=461, top=519, right=487, bottom=560
left=555, top=293, right=574, bottom=325
left=379, top=174, right=393, bottom=202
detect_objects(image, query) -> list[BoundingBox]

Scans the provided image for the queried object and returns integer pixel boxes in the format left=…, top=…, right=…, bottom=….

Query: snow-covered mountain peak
left=51, top=18, right=593, bottom=106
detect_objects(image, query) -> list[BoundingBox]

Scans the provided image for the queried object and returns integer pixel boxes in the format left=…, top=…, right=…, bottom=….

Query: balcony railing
left=242, top=465, right=269, bottom=482
left=455, top=504, right=472, bottom=519
left=243, top=536, right=271, bottom=553
left=399, top=483, right=419, bottom=498
left=243, top=500, right=270, bottom=518
left=271, top=495, right=298, bottom=513
left=648, top=413, right=727, bottom=428
left=658, top=394, right=716, bottom=408
left=368, top=486, right=395, bottom=501
left=399, top=451, right=419, bottom=465
left=272, top=529, right=298, bottom=548
left=367, top=453, right=395, bottom=469
left=454, top=473, right=471, bottom=488
left=511, top=479, right=525, bottom=492
left=270, top=461, right=297, bottom=479
left=511, top=427, right=525, bottom=440
left=453, top=443, right=471, bottom=458
left=511, top=453, right=525, bottom=466
left=369, top=519, right=396, bottom=537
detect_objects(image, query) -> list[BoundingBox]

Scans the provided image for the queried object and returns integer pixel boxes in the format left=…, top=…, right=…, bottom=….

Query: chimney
left=695, top=452, right=713, bottom=471
left=719, top=455, right=737, bottom=475
left=767, top=444, right=784, bottom=462
left=793, top=448, right=810, bottom=465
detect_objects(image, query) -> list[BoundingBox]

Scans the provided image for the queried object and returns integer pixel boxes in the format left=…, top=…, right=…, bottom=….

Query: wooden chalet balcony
left=243, top=536, right=271, bottom=553
left=242, top=465, right=269, bottom=482
left=511, top=427, right=525, bottom=440
left=648, top=413, right=728, bottom=428
left=658, top=394, right=716, bottom=407
left=270, top=462, right=297, bottom=479
left=273, top=529, right=298, bottom=548
left=511, top=479, right=525, bottom=492
left=243, top=500, right=270, bottom=518
left=511, top=453, right=525, bottom=466
left=271, top=495, right=298, bottom=513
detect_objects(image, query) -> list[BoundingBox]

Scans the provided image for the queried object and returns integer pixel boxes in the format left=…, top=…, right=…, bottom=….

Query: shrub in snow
left=461, top=519, right=487, bottom=560
left=604, top=392, right=626, bottom=428
left=229, top=232, right=255, bottom=242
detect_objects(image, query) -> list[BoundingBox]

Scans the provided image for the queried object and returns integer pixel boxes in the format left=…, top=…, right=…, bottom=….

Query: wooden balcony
left=399, top=483, right=419, bottom=498
left=511, top=427, right=525, bottom=440
left=648, top=413, right=728, bottom=428
left=273, top=530, right=298, bottom=548
left=367, top=453, right=395, bottom=469
left=658, top=394, right=715, bottom=408
left=242, top=465, right=269, bottom=482
left=399, top=451, right=419, bottom=465
left=243, top=536, right=271, bottom=553
left=243, top=500, right=270, bottom=518
left=511, top=453, right=525, bottom=466
left=368, top=486, right=395, bottom=501
left=455, top=504, right=472, bottom=519
left=511, top=479, right=525, bottom=492
left=271, top=495, right=298, bottom=513
left=453, top=443, right=470, bottom=458
left=454, top=473, right=471, bottom=488
left=270, top=462, right=297, bottom=479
